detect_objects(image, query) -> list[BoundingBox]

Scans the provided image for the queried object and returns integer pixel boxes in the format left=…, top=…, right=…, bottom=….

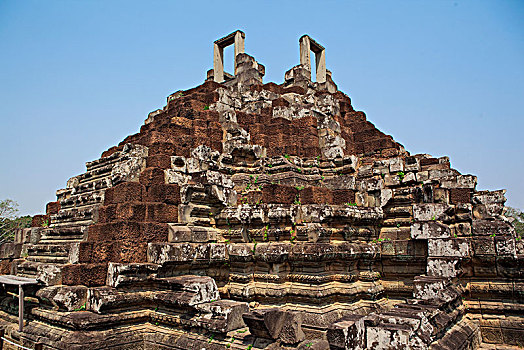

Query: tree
left=0, top=199, right=32, bottom=244
left=505, top=206, right=524, bottom=238
left=0, top=199, right=18, bottom=219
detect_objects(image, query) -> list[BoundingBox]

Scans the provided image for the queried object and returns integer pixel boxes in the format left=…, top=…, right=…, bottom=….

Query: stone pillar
left=213, top=30, right=246, bottom=83
left=213, top=43, right=224, bottom=83
left=234, top=31, right=245, bottom=75
left=315, top=48, right=326, bottom=83
left=299, top=35, right=311, bottom=70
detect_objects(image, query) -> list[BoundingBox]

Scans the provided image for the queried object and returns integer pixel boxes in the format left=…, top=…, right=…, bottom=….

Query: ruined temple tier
left=0, top=30, right=520, bottom=350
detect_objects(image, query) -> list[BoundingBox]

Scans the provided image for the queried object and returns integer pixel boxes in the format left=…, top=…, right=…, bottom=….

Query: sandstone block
left=300, top=186, right=332, bottom=205
left=494, top=235, right=517, bottom=257
left=472, top=219, right=513, bottom=236
left=62, top=263, right=107, bottom=286
left=139, top=167, right=166, bottom=186
left=145, top=154, right=172, bottom=169
left=366, top=323, right=411, bottom=350
left=326, top=314, right=366, bottom=350
left=449, top=188, right=472, bottom=204
left=107, top=262, right=160, bottom=287
left=471, top=237, right=496, bottom=256
left=0, top=242, right=22, bottom=259
left=46, top=201, right=61, bottom=215
left=412, top=203, right=449, bottom=221
left=243, top=308, right=304, bottom=344
left=37, top=285, right=88, bottom=312
left=428, top=238, right=470, bottom=258
left=440, top=175, right=477, bottom=189
left=104, top=182, right=145, bottom=204
left=413, top=276, right=459, bottom=303
left=195, top=299, right=249, bottom=332
left=427, top=258, right=462, bottom=277
left=262, top=184, right=298, bottom=204
left=411, top=222, right=451, bottom=239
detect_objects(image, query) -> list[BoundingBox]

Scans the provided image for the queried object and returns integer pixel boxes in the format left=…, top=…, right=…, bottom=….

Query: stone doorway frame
left=213, top=30, right=245, bottom=83
left=299, top=35, right=326, bottom=83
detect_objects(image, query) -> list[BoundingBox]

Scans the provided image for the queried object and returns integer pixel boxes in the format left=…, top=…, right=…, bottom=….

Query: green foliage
left=0, top=199, right=18, bottom=219
left=506, top=206, right=524, bottom=238
left=73, top=302, right=86, bottom=311
left=203, top=105, right=210, bottom=110
left=397, top=171, right=405, bottom=181
left=0, top=199, right=31, bottom=244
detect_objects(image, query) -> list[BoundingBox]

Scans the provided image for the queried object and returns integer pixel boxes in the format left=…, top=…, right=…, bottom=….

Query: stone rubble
left=0, top=30, right=521, bottom=349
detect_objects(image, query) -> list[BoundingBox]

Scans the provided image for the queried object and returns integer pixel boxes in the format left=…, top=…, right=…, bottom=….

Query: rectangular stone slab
left=0, top=275, right=38, bottom=285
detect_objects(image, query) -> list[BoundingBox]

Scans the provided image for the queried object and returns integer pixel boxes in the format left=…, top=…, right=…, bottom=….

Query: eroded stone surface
left=0, top=31, right=521, bottom=350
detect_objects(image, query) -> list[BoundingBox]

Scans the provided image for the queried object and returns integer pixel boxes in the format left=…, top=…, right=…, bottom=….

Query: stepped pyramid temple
left=0, top=31, right=523, bottom=349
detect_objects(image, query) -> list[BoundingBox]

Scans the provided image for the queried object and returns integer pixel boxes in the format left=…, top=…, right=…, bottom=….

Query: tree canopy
left=0, top=199, right=31, bottom=244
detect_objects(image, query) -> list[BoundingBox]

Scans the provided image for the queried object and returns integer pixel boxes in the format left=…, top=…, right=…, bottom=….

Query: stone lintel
left=300, top=34, right=325, bottom=52
left=214, top=30, right=245, bottom=47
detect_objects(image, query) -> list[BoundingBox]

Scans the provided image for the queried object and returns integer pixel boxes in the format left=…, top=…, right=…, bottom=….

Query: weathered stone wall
left=0, top=33, right=521, bottom=350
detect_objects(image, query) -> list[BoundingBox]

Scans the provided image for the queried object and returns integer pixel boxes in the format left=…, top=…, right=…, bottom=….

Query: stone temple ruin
left=0, top=31, right=522, bottom=349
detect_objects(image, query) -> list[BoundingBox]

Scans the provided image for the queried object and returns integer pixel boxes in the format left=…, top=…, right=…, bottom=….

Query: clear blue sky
left=0, top=0, right=523, bottom=215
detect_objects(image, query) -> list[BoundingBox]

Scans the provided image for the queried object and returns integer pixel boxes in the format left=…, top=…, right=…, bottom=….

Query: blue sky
left=0, top=0, right=523, bottom=215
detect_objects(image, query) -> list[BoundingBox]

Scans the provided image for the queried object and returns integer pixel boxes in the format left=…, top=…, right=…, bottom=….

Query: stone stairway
left=325, top=277, right=471, bottom=350
left=25, top=244, right=70, bottom=264
left=381, top=187, right=414, bottom=237
left=178, top=178, right=228, bottom=227
left=15, top=144, right=148, bottom=283
left=38, top=226, right=87, bottom=244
